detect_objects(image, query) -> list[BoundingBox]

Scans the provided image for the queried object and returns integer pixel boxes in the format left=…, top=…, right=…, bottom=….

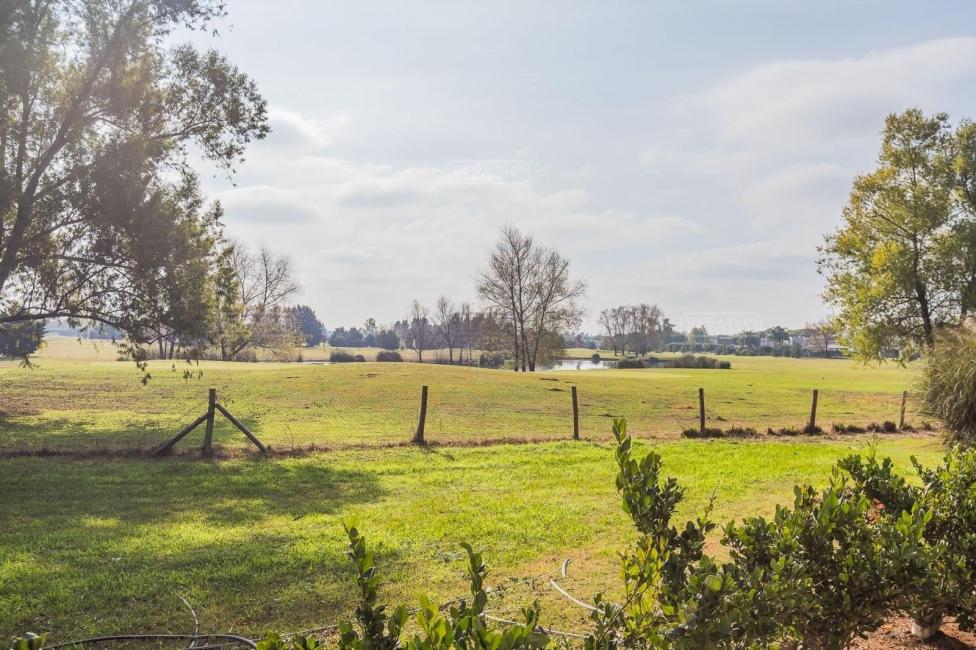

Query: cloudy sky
left=191, top=1, right=976, bottom=333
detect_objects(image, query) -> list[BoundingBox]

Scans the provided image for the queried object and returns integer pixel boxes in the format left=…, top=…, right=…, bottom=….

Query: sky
left=189, top=1, right=976, bottom=334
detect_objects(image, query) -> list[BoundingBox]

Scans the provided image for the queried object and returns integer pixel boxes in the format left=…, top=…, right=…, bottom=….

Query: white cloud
left=202, top=35, right=976, bottom=330
left=684, top=37, right=976, bottom=156
left=742, top=163, right=852, bottom=230
left=261, top=108, right=349, bottom=153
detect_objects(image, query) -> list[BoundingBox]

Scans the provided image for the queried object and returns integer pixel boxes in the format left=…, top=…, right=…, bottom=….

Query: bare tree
left=219, top=242, right=300, bottom=359
left=525, top=249, right=585, bottom=370
left=477, top=227, right=540, bottom=371
left=599, top=306, right=629, bottom=355
left=459, top=302, right=473, bottom=362
left=630, top=303, right=664, bottom=355
left=805, top=320, right=836, bottom=358
left=435, top=295, right=463, bottom=363
left=409, top=300, right=431, bottom=362
left=598, top=309, right=617, bottom=355
left=477, top=227, right=585, bottom=371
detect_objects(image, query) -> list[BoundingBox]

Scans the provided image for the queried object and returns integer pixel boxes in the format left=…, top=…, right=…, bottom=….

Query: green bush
left=478, top=352, right=505, bottom=368
left=616, top=358, right=645, bottom=369
left=329, top=519, right=548, bottom=650
left=666, top=355, right=730, bottom=369
left=599, top=418, right=929, bottom=649
left=681, top=426, right=757, bottom=439
left=330, top=351, right=365, bottom=363
left=831, top=423, right=867, bottom=434
left=918, top=328, right=976, bottom=445
left=375, top=350, right=403, bottom=362
left=840, top=446, right=976, bottom=637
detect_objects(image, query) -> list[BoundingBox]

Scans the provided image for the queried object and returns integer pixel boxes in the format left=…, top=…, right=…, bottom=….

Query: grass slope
left=0, top=436, right=945, bottom=640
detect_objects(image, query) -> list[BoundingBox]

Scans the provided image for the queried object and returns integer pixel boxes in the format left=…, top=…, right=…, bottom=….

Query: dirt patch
left=855, top=616, right=976, bottom=649
left=0, top=394, right=41, bottom=417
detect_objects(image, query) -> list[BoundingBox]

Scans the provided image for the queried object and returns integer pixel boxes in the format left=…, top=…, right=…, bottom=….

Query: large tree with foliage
left=289, top=304, right=325, bottom=346
left=0, top=0, right=268, bottom=358
left=819, top=109, right=976, bottom=360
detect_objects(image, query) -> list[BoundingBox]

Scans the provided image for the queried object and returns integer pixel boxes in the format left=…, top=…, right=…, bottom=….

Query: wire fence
left=0, top=363, right=924, bottom=456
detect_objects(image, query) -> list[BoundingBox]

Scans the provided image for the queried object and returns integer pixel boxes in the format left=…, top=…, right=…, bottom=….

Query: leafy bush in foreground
left=839, top=446, right=976, bottom=637
left=593, top=418, right=928, bottom=650
left=331, top=519, right=548, bottom=650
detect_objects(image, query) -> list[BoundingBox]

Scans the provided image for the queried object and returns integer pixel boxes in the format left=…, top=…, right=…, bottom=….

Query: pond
left=546, top=358, right=615, bottom=371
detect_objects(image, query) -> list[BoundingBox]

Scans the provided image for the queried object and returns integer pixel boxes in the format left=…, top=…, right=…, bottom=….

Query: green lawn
left=0, top=352, right=920, bottom=453
left=0, top=436, right=946, bottom=640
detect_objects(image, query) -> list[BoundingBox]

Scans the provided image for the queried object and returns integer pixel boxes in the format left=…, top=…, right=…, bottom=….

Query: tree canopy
left=819, top=109, right=976, bottom=360
left=0, top=0, right=269, bottom=357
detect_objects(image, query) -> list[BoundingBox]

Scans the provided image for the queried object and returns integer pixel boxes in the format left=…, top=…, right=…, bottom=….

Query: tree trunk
left=511, top=327, right=520, bottom=371
left=914, top=279, right=934, bottom=347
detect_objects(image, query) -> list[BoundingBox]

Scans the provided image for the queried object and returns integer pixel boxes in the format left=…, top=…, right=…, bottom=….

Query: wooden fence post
left=414, top=385, right=428, bottom=444
left=154, top=388, right=268, bottom=457
left=202, top=388, right=216, bottom=457
left=809, top=389, right=819, bottom=431
left=571, top=385, right=580, bottom=440
left=698, top=388, right=706, bottom=434
left=899, top=390, right=908, bottom=430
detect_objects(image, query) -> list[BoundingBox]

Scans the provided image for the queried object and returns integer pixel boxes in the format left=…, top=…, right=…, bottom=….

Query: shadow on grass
left=0, top=410, right=274, bottom=455
left=0, top=457, right=391, bottom=637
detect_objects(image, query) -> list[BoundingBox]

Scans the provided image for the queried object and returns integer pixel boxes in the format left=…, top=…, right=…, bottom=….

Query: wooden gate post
left=414, top=385, right=428, bottom=444
left=809, top=389, right=819, bottom=431
left=571, top=385, right=580, bottom=440
left=202, top=388, right=217, bottom=457
left=899, top=390, right=908, bottom=430
left=698, top=388, right=706, bottom=434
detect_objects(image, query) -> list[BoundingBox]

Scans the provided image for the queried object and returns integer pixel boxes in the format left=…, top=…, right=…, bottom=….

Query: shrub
left=328, top=519, right=548, bottom=650
left=681, top=426, right=725, bottom=438
left=595, top=417, right=930, bottom=648
left=832, top=423, right=867, bottom=434
left=664, top=354, right=731, bottom=369
left=682, top=426, right=757, bottom=439
left=591, top=352, right=601, bottom=362
left=918, top=328, right=976, bottom=446
left=865, top=421, right=898, bottom=433
left=726, top=471, right=927, bottom=649
left=616, top=358, right=645, bottom=369
left=840, top=447, right=976, bottom=638
left=375, top=350, right=403, bottom=362
left=478, top=351, right=505, bottom=368
left=329, top=350, right=364, bottom=363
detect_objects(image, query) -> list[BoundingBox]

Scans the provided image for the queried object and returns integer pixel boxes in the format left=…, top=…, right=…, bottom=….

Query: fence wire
left=0, top=362, right=920, bottom=455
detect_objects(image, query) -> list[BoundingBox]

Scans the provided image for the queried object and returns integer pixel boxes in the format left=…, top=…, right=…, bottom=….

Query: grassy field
left=0, top=338, right=920, bottom=453
left=0, top=436, right=947, bottom=640
left=0, top=340, right=942, bottom=640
